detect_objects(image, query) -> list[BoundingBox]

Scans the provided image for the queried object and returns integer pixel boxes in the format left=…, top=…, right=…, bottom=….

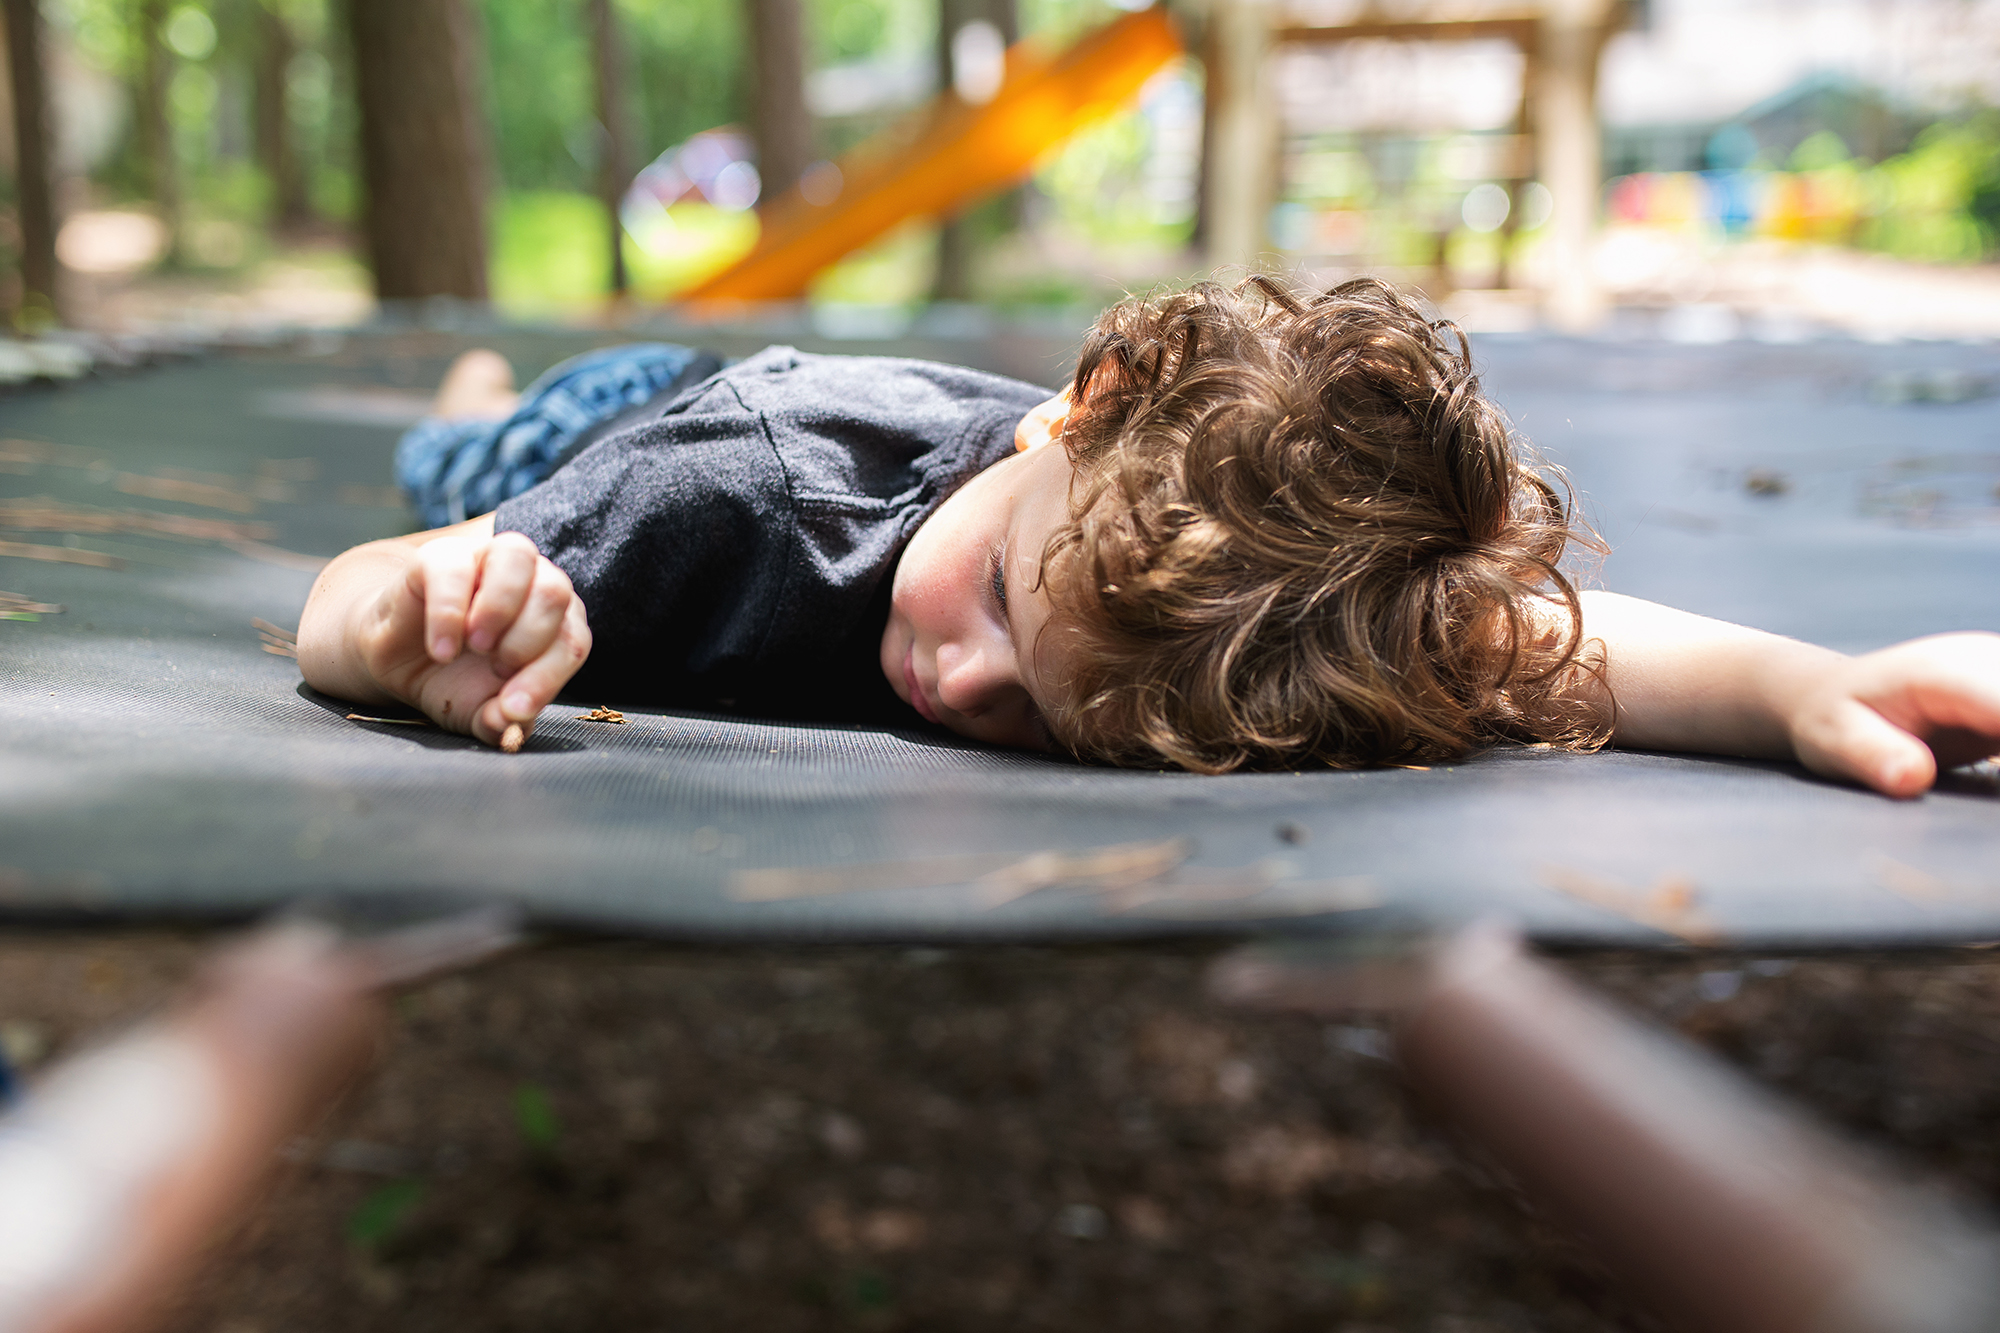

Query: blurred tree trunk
left=589, top=0, right=629, bottom=295
left=254, top=2, right=312, bottom=231
left=3, top=0, right=60, bottom=323
left=346, top=0, right=488, bottom=300
left=138, top=0, right=183, bottom=266
left=745, top=0, right=811, bottom=201
left=931, top=0, right=1014, bottom=303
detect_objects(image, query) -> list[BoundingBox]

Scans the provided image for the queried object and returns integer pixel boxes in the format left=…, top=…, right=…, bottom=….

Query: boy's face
left=881, top=392, right=1077, bottom=749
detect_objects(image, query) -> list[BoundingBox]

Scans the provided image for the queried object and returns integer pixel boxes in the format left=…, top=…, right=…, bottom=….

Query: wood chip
left=500, top=723, right=525, bottom=753
left=731, top=851, right=1020, bottom=901
left=0, top=437, right=110, bottom=470
left=226, top=539, right=329, bottom=573
left=1874, top=856, right=1955, bottom=902
left=977, top=837, right=1195, bottom=906
left=0, top=538, right=125, bottom=570
left=1541, top=865, right=1723, bottom=945
left=0, top=497, right=276, bottom=542
left=116, top=472, right=259, bottom=513
left=729, top=837, right=1196, bottom=906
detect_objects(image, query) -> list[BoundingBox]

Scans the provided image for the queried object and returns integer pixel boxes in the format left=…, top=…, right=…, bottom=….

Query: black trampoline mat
left=3, top=320, right=1998, bottom=946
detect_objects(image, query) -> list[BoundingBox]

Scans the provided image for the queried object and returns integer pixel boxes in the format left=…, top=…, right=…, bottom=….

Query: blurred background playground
left=4, top=0, right=2000, bottom=342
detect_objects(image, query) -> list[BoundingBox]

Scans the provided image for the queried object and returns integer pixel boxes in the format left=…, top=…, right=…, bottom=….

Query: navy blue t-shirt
left=492, top=346, right=1049, bottom=721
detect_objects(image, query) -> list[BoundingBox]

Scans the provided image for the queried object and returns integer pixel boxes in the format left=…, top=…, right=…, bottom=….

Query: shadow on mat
left=294, top=683, right=586, bottom=754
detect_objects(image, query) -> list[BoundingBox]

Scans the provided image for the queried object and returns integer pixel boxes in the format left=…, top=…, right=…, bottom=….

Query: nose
left=934, top=637, right=1020, bottom=718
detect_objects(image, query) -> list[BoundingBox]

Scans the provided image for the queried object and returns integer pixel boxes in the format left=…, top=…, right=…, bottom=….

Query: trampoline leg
left=0, top=909, right=517, bottom=1333
left=1211, top=923, right=2000, bottom=1333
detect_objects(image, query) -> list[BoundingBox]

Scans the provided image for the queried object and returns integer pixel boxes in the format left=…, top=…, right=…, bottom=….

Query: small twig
left=253, top=616, right=299, bottom=657
left=345, top=713, right=431, bottom=727
left=0, top=590, right=62, bottom=615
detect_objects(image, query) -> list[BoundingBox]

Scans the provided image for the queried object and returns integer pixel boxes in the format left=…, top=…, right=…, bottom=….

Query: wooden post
left=347, top=0, right=489, bottom=301
left=2, top=0, right=59, bottom=323
left=589, top=0, right=630, bottom=295
left=1534, top=0, right=1614, bottom=331
left=254, top=1, right=312, bottom=231
left=1497, top=39, right=1537, bottom=293
left=745, top=0, right=812, bottom=201
left=1203, top=0, right=1276, bottom=272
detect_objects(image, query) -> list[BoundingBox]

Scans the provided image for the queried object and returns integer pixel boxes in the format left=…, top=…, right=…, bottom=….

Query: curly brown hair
left=1030, top=274, right=1606, bottom=773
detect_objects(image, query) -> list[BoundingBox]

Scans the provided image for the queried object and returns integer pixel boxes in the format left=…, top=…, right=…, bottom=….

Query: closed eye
left=988, top=543, right=1009, bottom=614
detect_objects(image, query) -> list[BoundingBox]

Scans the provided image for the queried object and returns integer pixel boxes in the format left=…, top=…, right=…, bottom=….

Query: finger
left=1899, top=663, right=2000, bottom=743
left=412, top=539, right=482, bottom=664
left=491, top=562, right=576, bottom=676
left=1795, top=697, right=1938, bottom=799
left=473, top=695, right=529, bottom=749
left=464, top=532, right=540, bottom=655
left=495, top=598, right=592, bottom=725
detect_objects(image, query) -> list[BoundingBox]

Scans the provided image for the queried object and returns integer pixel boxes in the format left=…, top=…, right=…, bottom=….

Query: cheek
left=893, top=520, right=987, bottom=638
left=891, top=538, right=952, bottom=635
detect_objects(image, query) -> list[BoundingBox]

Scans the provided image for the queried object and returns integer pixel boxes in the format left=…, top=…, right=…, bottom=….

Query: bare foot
left=434, top=349, right=520, bottom=420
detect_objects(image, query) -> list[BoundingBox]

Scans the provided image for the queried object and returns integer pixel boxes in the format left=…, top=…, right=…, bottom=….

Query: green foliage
left=491, top=191, right=614, bottom=312
left=478, top=0, right=597, bottom=193
left=1858, top=114, right=2000, bottom=262
left=345, top=1179, right=424, bottom=1248
left=845, top=1269, right=893, bottom=1312
left=1018, top=0, right=1123, bottom=46
left=614, top=0, right=747, bottom=171
left=806, top=0, right=932, bottom=67
left=1035, top=107, right=1192, bottom=249
left=1788, top=129, right=1850, bottom=173
left=624, top=200, right=760, bottom=299
left=808, top=218, right=936, bottom=304
left=513, top=1082, right=561, bottom=1151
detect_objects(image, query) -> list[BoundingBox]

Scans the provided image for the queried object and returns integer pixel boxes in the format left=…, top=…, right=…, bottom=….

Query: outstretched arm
left=1573, top=591, right=2000, bottom=798
left=296, top=514, right=591, bottom=748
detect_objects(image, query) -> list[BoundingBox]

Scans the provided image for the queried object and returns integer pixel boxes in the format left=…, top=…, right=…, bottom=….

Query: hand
left=1785, top=633, right=2000, bottom=798
left=352, top=530, right=591, bottom=747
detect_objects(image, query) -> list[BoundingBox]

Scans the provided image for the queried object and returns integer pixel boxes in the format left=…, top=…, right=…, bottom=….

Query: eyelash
left=988, top=545, right=1009, bottom=613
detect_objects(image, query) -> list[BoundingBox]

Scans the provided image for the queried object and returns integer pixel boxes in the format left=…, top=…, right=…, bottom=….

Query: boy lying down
left=297, top=277, right=2000, bottom=797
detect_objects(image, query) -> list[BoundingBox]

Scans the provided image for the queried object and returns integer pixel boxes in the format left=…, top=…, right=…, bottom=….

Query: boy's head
left=882, top=274, right=1601, bottom=771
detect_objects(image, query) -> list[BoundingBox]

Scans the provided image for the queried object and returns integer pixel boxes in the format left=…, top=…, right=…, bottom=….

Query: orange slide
left=683, top=6, right=1182, bottom=305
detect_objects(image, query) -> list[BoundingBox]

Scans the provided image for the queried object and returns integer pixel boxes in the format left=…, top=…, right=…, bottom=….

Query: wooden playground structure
left=1, top=0, right=1632, bottom=330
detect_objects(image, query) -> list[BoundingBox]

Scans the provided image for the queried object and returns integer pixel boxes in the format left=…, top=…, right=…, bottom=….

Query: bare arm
left=297, top=514, right=592, bottom=747
left=1573, top=591, right=2000, bottom=797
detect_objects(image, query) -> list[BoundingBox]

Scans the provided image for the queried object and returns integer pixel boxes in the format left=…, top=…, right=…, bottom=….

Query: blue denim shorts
left=395, top=342, right=710, bottom=528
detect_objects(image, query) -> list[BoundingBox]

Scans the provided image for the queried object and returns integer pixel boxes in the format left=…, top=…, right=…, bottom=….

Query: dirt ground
left=3, top=933, right=1998, bottom=1332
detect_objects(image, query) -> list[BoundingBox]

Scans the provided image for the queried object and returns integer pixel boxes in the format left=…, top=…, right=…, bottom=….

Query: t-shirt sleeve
left=491, top=377, right=792, bottom=699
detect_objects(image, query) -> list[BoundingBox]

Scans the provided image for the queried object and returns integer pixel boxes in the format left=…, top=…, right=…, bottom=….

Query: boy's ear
left=1016, top=388, right=1074, bottom=453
